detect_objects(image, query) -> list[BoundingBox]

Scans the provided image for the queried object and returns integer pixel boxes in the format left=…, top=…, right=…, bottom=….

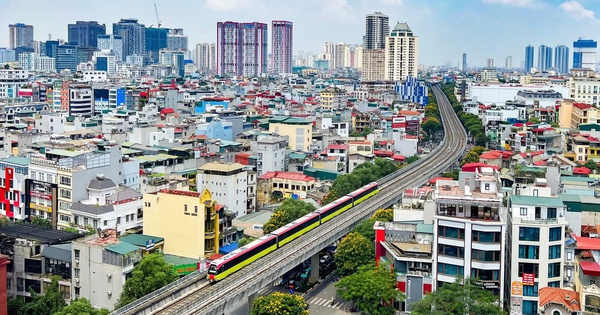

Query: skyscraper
left=505, top=56, right=512, bottom=69
left=537, top=45, right=552, bottom=72
left=145, top=27, right=168, bottom=62
left=362, top=12, right=389, bottom=81
left=573, top=38, right=597, bottom=70
left=554, top=45, right=569, bottom=74
left=9, top=23, right=34, bottom=49
left=271, top=20, right=293, bottom=74
left=68, top=21, right=106, bottom=48
left=194, top=43, right=216, bottom=72
left=97, top=35, right=123, bottom=61
left=112, top=19, right=146, bottom=59
left=167, top=28, right=188, bottom=51
left=462, top=53, right=467, bottom=71
left=384, top=22, right=418, bottom=80
left=216, top=21, right=267, bottom=77
left=364, top=12, right=389, bottom=49
left=525, top=45, right=534, bottom=73
left=56, top=44, right=78, bottom=72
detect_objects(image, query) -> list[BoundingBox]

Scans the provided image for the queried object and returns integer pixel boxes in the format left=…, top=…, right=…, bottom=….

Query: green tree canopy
left=353, top=217, right=378, bottom=242
left=336, top=264, right=404, bottom=315
left=20, top=276, right=66, bottom=315
left=238, top=237, right=257, bottom=247
left=53, top=298, right=109, bottom=315
left=262, top=199, right=316, bottom=234
left=372, top=208, right=394, bottom=222
left=422, top=117, right=442, bottom=136
left=584, top=160, right=599, bottom=172
left=410, top=278, right=503, bottom=315
left=334, top=232, right=374, bottom=276
left=250, top=292, right=309, bottom=315
left=461, top=146, right=486, bottom=166
left=8, top=296, right=25, bottom=315
left=30, top=217, right=53, bottom=228
left=116, top=254, right=179, bottom=308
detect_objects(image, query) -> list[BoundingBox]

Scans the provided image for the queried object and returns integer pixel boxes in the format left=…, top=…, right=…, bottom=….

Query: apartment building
left=572, top=235, right=600, bottom=315
left=257, top=171, right=316, bottom=206
left=143, top=189, right=219, bottom=259
left=568, top=69, right=600, bottom=106
left=432, top=167, right=505, bottom=302
left=268, top=116, right=312, bottom=151
left=28, top=143, right=122, bottom=229
left=0, top=157, right=30, bottom=220
left=197, top=162, right=248, bottom=217
left=253, top=136, right=287, bottom=176
left=69, top=176, right=143, bottom=234
left=506, top=180, right=567, bottom=315
left=320, top=89, right=348, bottom=111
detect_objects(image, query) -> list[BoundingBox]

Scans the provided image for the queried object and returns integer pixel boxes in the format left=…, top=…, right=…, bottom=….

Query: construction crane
left=154, top=3, right=161, bottom=29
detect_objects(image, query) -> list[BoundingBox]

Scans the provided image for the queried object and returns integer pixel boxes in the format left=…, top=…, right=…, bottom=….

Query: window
left=518, top=245, right=539, bottom=259
left=74, top=268, right=80, bottom=277
left=83, top=218, right=88, bottom=226
left=472, top=231, right=501, bottom=243
left=522, top=300, right=538, bottom=315
left=519, top=227, right=540, bottom=241
left=59, top=176, right=71, bottom=186
left=547, top=207, right=557, bottom=219
left=549, top=227, right=562, bottom=241
left=484, top=183, right=490, bottom=190
left=548, top=262, right=561, bottom=278
left=117, top=217, right=121, bottom=224
left=438, top=245, right=464, bottom=258
left=437, top=263, right=464, bottom=276
left=59, top=189, right=71, bottom=199
left=104, top=220, right=107, bottom=226
left=74, top=287, right=80, bottom=296
left=438, top=226, right=464, bottom=239
left=518, top=263, right=539, bottom=277
left=472, top=249, right=500, bottom=261
left=523, top=283, right=539, bottom=297
left=520, top=207, right=527, bottom=216
left=184, top=205, right=188, bottom=212
left=548, top=281, right=560, bottom=288
left=471, top=268, right=499, bottom=281
left=548, top=245, right=561, bottom=259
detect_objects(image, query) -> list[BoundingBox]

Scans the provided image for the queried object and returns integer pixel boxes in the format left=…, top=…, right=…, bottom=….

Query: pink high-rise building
left=271, top=21, right=293, bottom=74
left=217, top=21, right=267, bottom=77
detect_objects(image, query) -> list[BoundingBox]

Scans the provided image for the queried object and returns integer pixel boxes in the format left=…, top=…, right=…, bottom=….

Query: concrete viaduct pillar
left=309, top=253, right=320, bottom=283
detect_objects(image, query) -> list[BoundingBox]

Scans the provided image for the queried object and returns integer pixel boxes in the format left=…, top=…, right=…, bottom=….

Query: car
left=320, top=254, right=331, bottom=264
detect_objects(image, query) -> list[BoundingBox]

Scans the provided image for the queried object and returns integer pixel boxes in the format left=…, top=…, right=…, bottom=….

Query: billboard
left=25, top=179, right=58, bottom=226
left=510, top=296, right=522, bottom=315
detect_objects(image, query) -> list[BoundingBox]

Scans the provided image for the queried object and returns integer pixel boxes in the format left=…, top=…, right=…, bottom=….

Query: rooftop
left=0, top=223, right=80, bottom=244
left=198, top=162, right=246, bottom=173
left=538, top=287, right=581, bottom=312
left=510, top=195, right=565, bottom=208
left=158, top=189, right=201, bottom=198
left=259, top=171, right=315, bottom=182
left=579, top=260, right=600, bottom=276
left=0, top=156, right=31, bottom=166
left=119, top=234, right=164, bottom=247
left=88, top=177, right=117, bottom=190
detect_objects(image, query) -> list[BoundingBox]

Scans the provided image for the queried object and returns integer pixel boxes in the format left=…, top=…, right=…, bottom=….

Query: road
left=226, top=275, right=357, bottom=315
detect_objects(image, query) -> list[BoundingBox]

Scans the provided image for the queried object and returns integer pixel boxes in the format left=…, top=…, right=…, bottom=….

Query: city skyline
left=2, top=0, right=600, bottom=67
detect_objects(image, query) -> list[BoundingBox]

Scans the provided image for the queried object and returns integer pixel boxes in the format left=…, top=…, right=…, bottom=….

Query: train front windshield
left=208, top=264, right=218, bottom=274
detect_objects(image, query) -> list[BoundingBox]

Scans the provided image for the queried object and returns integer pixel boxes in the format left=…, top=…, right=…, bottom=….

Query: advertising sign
left=511, top=281, right=523, bottom=296
left=522, top=273, right=535, bottom=286
left=510, top=296, right=522, bottom=315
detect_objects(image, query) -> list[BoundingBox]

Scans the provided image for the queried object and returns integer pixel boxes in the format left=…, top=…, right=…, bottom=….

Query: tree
left=323, top=173, right=363, bottom=204
left=116, top=254, right=179, bottom=308
left=262, top=199, right=316, bottom=234
left=30, top=217, right=53, bottom=228
left=584, top=160, right=599, bottom=172
left=20, top=276, right=66, bottom=315
left=404, top=156, right=420, bottom=165
left=410, top=278, right=503, bottom=315
left=250, top=292, right=309, bottom=315
left=461, top=146, right=486, bottom=166
left=7, top=296, right=25, bottom=315
left=334, top=232, right=374, bottom=276
left=336, top=264, right=404, bottom=315
left=238, top=237, right=257, bottom=247
left=53, top=298, right=109, bottom=315
left=353, top=217, right=378, bottom=242
left=422, top=117, right=442, bottom=136
left=372, top=208, right=394, bottom=222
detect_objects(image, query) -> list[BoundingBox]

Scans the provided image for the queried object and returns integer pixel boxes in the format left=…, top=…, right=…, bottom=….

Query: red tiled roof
left=462, top=162, right=500, bottom=172
left=429, top=177, right=452, bottom=184
left=533, top=160, right=547, bottom=166
left=160, top=108, right=175, bottom=115
left=574, top=235, right=600, bottom=250
left=398, top=110, right=420, bottom=116
left=159, top=189, right=201, bottom=198
left=328, top=144, right=349, bottom=150
left=538, top=287, right=581, bottom=312
left=479, top=151, right=502, bottom=159
left=580, top=261, right=600, bottom=276
left=373, top=150, right=393, bottom=157
left=573, top=167, right=591, bottom=175
left=259, top=171, right=315, bottom=182
left=574, top=102, right=592, bottom=110
left=391, top=154, right=405, bottom=161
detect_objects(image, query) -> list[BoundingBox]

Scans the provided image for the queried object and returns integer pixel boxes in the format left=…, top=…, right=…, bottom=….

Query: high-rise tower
left=9, top=23, right=34, bottom=49
left=216, top=21, right=267, bottom=77
left=362, top=12, right=389, bottom=81
left=112, top=19, right=146, bottom=59
left=524, top=45, right=534, bottom=73
left=554, top=45, right=569, bottom=74
left=537, top=45, right=552, bottom=72
left=573, top=38, right=597, bottom=70
left=68, top=21, right=106, bottom=48
left=271, top=21, right=293, bottom=74
left=384, top=22, right=418, bottom=80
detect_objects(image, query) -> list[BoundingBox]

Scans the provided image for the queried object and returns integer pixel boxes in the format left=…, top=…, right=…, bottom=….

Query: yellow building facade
left=268, top=117, right=312, bottom=151
left=143, top=188, right=219, bottom=259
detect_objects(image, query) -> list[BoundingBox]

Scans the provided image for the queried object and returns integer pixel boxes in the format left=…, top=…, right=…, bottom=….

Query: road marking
left=335, top=302, right=342, bottom=309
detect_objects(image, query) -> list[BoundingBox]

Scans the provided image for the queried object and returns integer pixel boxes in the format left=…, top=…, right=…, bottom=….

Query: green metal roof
left=46, top=149, right=83, bottom=157
left=162, top=254, right=199, bottom=266
left=416, top=223, right=434, bottom=234
left=289, top=153, right=307, bottom=160
left=105, top=242, right=140, bottom=255
left=122, top=148, right=142, bottom=155
left=510, top=195, right=565, bottom=207
left=1, top=156, right=31, bottom=166
left=119, top=234, right=164, bottom=247
left=121, top=142, right=136, bottom=148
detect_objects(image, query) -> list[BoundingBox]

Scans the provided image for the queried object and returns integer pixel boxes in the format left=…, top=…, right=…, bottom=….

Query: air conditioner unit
left=107, top=273, right=112, bottom=279
left=75, top=278, right=79, bottom=283
left=107, top=291, right=112, bottom=296
left=74, top=259, right=79, bottom=265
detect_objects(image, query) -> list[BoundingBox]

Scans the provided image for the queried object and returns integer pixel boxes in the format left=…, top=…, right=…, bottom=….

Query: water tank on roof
left=96, top=174, right=105, bottom=180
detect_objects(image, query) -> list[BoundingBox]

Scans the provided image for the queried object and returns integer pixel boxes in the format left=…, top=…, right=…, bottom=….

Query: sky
left=2, top=0, right=600, bottom=67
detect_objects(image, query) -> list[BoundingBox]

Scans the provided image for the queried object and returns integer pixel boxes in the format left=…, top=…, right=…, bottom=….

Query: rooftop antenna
left=154, top=3, right=161, bottom=29
left=48, top=33, right=52, bottom=40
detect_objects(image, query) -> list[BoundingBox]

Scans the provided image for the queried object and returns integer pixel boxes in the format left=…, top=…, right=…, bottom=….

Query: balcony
left=204, top=230, right=216, bottom=239
left=521, top=218, right=559, bottom=225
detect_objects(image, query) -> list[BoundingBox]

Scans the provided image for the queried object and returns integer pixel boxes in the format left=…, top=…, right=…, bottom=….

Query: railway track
left=113, top=84, right=467, bottom=315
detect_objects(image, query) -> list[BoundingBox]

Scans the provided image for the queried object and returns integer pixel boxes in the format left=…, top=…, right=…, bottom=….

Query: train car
left=270, top=212, right=321, bottom=248
left=208, top=234, right=278, bottom=282
left=315, top=195, right=353, bottom=224
left=349, top=182, right=379, bottom=206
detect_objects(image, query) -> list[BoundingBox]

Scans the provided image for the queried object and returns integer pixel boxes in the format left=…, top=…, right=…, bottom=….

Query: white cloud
left=381, top=0, right=404, bottom=5
left=481, top=0, right=535, bottom=7
left=204, top=0, right=256, bottom=11
left=560, top=1, right=596, bottom=20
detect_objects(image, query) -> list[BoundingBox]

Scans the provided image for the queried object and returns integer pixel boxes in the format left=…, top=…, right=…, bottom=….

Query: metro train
left=208, top=182, right=379, bottom=282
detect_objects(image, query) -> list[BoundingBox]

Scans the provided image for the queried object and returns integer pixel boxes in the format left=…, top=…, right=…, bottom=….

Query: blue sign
left=146, top=239, right=155, bottom=250
left=289, top=288, right=294, bottom=294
